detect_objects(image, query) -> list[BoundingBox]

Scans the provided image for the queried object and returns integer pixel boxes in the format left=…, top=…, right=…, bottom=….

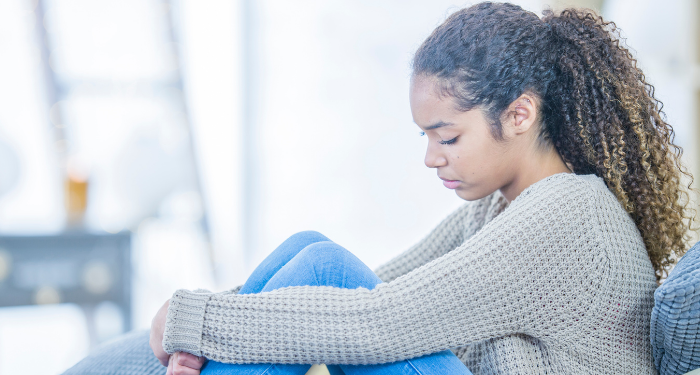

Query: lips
left=440, top=177, right=460, bottom=189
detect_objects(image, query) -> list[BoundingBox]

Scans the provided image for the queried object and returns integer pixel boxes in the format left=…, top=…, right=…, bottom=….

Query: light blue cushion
left=62, top=330, right=163, bottom=375
left=651, top=241, right=700, bottom=375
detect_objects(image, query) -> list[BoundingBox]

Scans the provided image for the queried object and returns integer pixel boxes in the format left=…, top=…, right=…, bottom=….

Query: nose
left=424, top=142, right=447, bottom=168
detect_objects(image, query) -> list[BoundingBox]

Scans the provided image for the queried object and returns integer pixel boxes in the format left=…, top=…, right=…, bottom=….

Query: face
left=409, top=75, right=517, bottom=201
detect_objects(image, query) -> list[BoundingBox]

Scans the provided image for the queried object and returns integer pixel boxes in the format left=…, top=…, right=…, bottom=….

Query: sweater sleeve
left=374, top=192, right=508, bottom=282
left=163, top=177, right=607, bottom=365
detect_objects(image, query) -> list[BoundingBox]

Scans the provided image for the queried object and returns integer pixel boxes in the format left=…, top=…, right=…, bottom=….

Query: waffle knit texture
left=163, top=173, right=659, bottom=374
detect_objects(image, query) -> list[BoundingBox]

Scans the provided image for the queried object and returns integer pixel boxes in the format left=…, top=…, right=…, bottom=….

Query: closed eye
left=439, top=136, right=458, bottom=145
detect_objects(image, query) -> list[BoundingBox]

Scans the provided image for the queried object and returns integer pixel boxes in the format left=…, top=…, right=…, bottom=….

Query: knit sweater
left=163, top=173, right=658, bottom=374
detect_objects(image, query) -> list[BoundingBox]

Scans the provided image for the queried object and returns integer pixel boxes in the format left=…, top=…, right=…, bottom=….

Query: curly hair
left=412, top=2, right=697, bottom=280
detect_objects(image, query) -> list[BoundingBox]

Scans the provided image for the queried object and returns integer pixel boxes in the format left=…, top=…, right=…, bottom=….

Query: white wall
left=241, top=0, right=545, bottom=279
left=0, top=0, right=63, bottom=234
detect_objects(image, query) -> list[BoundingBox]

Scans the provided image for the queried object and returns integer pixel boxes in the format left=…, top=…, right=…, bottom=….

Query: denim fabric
left=201, top=231, right=472, bottom=375
left=202, top=362, right=311, bottom=375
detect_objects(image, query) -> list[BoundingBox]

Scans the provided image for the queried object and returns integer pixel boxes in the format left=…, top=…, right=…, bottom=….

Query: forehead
left=410, top=76, right=459, bottom=126
left=409, top=75, right=442, bottom=101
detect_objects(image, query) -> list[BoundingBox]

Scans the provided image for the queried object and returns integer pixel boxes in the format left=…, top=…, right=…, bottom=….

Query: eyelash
left=439, top=137, right=458, bottom=145
left=419, top=131, right=458, bottom=145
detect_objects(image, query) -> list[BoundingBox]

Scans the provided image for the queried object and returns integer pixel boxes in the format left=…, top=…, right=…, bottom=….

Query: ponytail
left=413, top=3, right=697, bottom=280
left=543, top=9, right=696, bottom=280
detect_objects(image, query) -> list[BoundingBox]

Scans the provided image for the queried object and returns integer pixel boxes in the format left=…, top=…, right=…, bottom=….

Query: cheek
left=449, top=140, right=499, bottom=175
left=446, top=146, right=476, bottom=176
left=450, top=139, right=479, bottom=163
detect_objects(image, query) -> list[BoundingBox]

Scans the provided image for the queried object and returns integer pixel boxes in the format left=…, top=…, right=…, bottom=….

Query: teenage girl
left=150, top=3, right=696, bottom=374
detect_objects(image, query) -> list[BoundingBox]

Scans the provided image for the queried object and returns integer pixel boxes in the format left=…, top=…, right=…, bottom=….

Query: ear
left=504, top=93, right=538, bottom=137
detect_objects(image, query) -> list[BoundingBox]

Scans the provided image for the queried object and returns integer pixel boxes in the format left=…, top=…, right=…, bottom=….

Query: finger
left=150, top=299, right=171, bottom=367
left=166, top=355, right=174, bottom=375
left=150, top=333, right=169, bottom=366
left=173, top=363, right=201, bottom=375
left=171, top=354, right=202, bottom=375
left=176, top=352, right=206, bottom=369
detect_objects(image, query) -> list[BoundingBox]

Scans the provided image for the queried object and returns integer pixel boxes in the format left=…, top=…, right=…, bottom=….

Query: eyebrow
left=423, top=121, right=454, bottom=130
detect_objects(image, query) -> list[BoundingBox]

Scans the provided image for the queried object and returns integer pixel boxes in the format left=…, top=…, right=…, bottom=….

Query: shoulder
left=456, top=173, right=631, bottom=244
left=506, top=173, right=647, bottom=266
left=492, top=173, right=629, bottom=245
left=456, top=174, right=614, bottom=283
left=526, top=173, right=636, bottom=230
left=513, top=172, right=600, bottom=205
left=506, top=173, right=630, bottom=219
left=495, top=173, right=597, bottom=224
left=454, top=173, right=600, bottom=235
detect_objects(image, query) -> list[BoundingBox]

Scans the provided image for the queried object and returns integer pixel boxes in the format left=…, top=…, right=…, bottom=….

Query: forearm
left=166, top=272, right=472, bottom=365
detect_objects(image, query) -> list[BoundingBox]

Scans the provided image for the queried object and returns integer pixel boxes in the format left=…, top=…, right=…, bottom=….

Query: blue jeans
left=201, top=231, right=472, bottom=375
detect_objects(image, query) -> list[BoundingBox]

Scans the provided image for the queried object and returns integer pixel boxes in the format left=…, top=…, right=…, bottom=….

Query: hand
left=167, top=352, right=207, bottom=375
left=150, top=299, right=171, bottom=366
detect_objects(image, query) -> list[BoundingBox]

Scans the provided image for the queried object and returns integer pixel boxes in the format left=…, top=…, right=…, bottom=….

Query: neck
left=499, top=143, right=572, bottom=202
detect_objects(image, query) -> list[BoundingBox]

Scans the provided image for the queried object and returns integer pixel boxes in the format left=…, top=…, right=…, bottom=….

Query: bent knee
left=287, top=230, right=330, bottom=244
left=295, top=241, right=381, bottom=289
left=297, top=241, right=367, bottom=268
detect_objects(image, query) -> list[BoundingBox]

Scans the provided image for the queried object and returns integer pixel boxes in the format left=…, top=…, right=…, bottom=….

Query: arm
left=374, top=191, right=508, bottom=282
left=163, top=180, right=605, bottom=365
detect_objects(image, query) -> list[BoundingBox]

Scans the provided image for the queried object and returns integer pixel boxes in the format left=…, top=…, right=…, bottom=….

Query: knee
left=287, top=230, right=330, bottom=244
left=297, top=241, right=353, bottom=264
left=295, top=241, right=382, bottom=289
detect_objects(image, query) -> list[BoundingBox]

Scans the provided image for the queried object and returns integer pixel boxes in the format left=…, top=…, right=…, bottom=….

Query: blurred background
left=0, top=0, right=696, bottom=373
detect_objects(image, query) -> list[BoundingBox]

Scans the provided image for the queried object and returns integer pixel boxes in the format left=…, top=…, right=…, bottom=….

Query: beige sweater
left=163, top=173, right=658, bottom=374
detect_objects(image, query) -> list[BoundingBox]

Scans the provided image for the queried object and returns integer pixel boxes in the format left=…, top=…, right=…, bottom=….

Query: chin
left=455, top=187, right=496, bottom=201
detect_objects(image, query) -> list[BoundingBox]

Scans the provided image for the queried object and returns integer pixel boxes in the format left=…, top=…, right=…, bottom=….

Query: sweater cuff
left=162, top=289, right=213, bottom=356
